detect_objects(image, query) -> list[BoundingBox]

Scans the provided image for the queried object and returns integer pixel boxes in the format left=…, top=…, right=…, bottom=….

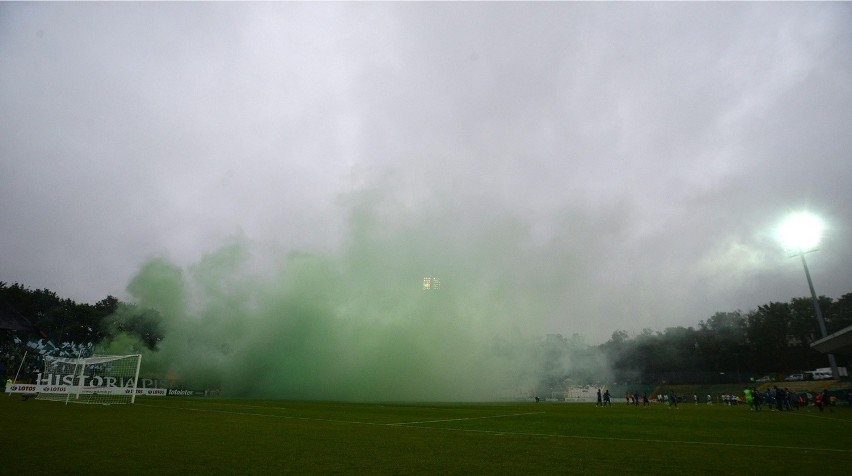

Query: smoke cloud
left=105, top=185, right=612, bottom=401
left=5, top=3, right=851, bottom=399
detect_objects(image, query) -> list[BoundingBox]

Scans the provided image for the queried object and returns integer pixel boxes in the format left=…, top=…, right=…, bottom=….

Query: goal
left=36, top=354, right=143, bottom=405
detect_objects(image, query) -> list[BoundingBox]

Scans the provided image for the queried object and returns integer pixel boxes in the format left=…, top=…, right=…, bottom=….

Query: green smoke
left=112, top=190, right=610, bottom=400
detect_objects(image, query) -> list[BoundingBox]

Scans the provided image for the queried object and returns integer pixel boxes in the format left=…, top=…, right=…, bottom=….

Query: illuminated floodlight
left=777, top=212, right=823, bottom=255
left=775, top=210, right=839, bottom=379
left=422, top=276, right=440, bottom=290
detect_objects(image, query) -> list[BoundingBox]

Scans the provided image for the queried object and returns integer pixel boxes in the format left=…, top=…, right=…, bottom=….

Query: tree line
left=2, top=281, right=850, bottom=384
left=0, top=282, right=163, bottom=352
left=599, top=294, right=852, bottom=384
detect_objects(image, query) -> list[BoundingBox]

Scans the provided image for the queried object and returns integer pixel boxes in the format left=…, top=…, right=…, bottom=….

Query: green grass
left=2, top=395, right=850, bottom=474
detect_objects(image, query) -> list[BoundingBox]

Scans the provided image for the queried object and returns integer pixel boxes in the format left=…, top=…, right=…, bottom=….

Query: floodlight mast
left=780, top=212, right=839, bottom=380
left=798, top=253, right=827, bottom=337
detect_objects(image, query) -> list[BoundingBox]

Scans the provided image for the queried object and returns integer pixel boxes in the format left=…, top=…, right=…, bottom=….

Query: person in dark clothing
left=774, top=386, right=784, bottom=411
left=596, top=388, right=602, bottom=407
left=668, top=391, right=678, bottom=408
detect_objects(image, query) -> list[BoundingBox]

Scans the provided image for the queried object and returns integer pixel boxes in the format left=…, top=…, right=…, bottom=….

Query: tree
left=100, top=303, right=164, bottom=351
left=0, top=283, right=164, bottom=353
left=697, top=312, right=747, bottom=371
left=827, top=293, right=852, bottom=333
left=747, top=303, right=784, bottom=370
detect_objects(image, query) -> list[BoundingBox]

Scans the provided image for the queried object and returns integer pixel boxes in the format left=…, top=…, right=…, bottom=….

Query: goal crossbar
left=34, top=354, right=143, bottom=405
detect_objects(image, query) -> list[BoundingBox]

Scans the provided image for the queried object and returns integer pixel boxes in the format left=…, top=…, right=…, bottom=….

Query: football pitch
left=2, top=395, right=849, bottom=474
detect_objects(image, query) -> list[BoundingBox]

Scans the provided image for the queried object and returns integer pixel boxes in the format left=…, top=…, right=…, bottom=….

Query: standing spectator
left=754, top=388, right=763, bottom=411
left=706, top=394, right=712, bottom=405
left=773, top=386, right=784, bottom=411
left=596, top=388, right=602, bottom=407
left=822, top=389, right=832, bottom=413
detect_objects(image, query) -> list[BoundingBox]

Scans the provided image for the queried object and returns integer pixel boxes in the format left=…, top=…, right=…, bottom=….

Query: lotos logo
left=167, top=389, right=195, bottom=396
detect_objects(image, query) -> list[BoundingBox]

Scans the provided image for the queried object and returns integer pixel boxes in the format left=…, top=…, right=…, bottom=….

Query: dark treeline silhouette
left=2, top=281, right=850, bottom=385
left=0, top=282, right=163, bottom=352
left=599, top=295, right=852, bottom=384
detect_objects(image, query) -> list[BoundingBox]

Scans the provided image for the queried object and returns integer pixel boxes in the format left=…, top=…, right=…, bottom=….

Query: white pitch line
left=136, top=404, right=851, bottom=454
left=139, top=403, right=380, bottom=426
left=405, top=424, right=852, bottom=453
left=785, top=410, right=852, bottom=423
left=390, top=411, right=545, bottom=425
left=138, top=404, right=542, bottom=427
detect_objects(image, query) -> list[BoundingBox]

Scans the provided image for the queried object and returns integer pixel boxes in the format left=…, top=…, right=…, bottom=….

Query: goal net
left=35, top=354, right=143, bottom=405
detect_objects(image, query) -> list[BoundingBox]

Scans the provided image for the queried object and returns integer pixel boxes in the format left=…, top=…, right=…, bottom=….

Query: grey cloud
left=2, top=2, right=851, bottom=348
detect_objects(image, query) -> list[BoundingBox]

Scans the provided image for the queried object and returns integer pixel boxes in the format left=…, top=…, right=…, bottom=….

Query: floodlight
left=777, top=212, right=823, bottom=255
left=775, top=211, right=839, bottom=379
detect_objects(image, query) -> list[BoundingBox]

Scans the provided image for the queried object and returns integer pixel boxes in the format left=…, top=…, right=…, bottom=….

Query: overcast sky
left=2, top=2, right=851, bottom=345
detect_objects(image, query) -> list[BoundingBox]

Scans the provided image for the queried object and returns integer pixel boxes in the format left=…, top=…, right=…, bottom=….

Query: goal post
left=33, top=354, right=143, bottom=405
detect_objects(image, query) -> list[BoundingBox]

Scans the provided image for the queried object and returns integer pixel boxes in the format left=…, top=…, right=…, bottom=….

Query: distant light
left=423, top=276, right=441, bottom=290
left=777, top=212, right=823, bottom=255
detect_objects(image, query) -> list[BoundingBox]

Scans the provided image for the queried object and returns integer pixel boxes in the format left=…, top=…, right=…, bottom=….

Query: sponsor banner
left=5, top=385, right=209, bottom=397
left=136, top=388, right=168, bottom=396
left=166, top=389, right=203, bottom=396
left=5, top=384, right=169, bottom=396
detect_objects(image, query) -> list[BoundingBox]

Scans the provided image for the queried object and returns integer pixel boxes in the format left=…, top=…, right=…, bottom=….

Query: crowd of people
left=594, top=389, right=682, bottom=408
left=745, top=386, right=840, bottom=412
left=1, top=348, right=41, bottom=383
left=591, top=386, right=850, bottom=411
left=713, top=386, right=842, bottom=412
